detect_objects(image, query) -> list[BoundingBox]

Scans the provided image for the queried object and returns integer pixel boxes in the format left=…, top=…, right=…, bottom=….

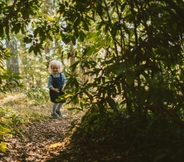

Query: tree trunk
left=6, top=38, right=19, bottom=73
left=70, top=41, right=75, bottom=67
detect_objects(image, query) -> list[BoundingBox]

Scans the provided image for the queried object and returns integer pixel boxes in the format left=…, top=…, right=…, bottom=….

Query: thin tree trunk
left=70, top=41, right=75, bottom=68
left=6, top=38, right=19, bottom=73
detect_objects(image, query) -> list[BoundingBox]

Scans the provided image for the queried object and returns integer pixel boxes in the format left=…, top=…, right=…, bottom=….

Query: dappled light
left=0, top=92, right=83, bottom=161
left=1, top=0, right=184, bottom=161
left=1, top=92, right=184, bottom=161
left=0, top=93, right=26, bottom=105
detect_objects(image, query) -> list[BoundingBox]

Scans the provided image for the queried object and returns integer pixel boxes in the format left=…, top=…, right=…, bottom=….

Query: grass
left=0, top=90, right=58, bottom=152
left=0, top=89, right=84, bottom=124
left=0, top=90, right=51, bottom=119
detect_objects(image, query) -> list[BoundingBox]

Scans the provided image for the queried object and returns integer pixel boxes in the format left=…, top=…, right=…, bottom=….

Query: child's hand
left=51, top=88, right=59, bottom=93
left=55, top=88, right=59, bottom=93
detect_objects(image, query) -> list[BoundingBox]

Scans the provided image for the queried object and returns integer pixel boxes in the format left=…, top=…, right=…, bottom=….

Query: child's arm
left=48, top=75, right=59, bottom=93
left=61, top=73, right=67, bottom=90
left=62, top=83, right=66, bottom=90
left=50, top=87, right=59, bottom=93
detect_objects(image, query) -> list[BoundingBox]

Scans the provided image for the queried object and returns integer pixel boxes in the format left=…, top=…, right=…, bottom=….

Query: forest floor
left=0, top=93, right=86, bottom=162
left=0, top=93, right=127, bottom=162
left=0, top=93, right=184, bottom=162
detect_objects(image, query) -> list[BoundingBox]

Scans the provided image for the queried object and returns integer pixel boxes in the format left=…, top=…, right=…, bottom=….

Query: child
left=47, top=60, right=67, bottom=118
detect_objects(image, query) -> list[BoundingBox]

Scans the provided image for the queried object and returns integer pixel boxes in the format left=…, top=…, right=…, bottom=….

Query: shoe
left=51, top=113, right=60, bottom=119
left=56, top=111, right=63, bottom=118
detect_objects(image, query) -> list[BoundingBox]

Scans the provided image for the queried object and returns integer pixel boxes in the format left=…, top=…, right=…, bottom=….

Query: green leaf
left=62, top=35, right=71, bottom=44
left=71, top=35, right=76, bottom=45
left=13, top=23, right=21, bottom=34
left=59, top=3, right=65, bottom=13
left=70, top=60, right=80, bottom=72
left=0, top=142, right=6, bottom=153
left=34, top=27, right=42, bottom=37
left=126, top=71, right=134, bottom=86
left=82, top=20, right=89, bottom=31
left=107, top=97, right=118, bottom=113
left=0, top=24, right=4, bottom=37
left=79, top=30, right=86, bottom=42
left=23, top=37, right=32, bottom=43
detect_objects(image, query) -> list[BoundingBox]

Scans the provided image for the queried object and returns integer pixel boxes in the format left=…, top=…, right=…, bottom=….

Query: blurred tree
left=0, top=0, right=184, bottom=127
left=6, top=37, right=19, bottom=74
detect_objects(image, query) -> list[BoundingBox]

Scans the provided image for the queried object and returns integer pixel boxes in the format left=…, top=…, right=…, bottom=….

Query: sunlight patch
left=0, top=93, right=26, bottom=105
left=47, top=137, right=71, bottom=150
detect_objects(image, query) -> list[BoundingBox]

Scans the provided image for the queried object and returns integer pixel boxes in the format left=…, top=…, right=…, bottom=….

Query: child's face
left=51, top=65, right=60, bottom=75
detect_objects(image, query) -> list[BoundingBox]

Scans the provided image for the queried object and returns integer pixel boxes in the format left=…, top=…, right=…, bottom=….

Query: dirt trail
left=0, top=117, right=75, bottom=162
left=0, top=93, right=86, bottom=162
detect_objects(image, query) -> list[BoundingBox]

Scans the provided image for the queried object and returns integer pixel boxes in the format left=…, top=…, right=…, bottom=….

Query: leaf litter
left=0, top=116, right=76, bottom=162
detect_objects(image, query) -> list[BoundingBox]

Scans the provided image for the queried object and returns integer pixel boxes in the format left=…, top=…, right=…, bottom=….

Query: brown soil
left=0, top=103, right=125, bottom=162
left=1, top=94, right=183, bottom=162
left=0, top=116, right=75, bottom=162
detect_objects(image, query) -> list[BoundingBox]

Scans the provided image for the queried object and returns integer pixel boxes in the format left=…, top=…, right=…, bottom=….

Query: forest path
left=1, top=93, right=183, bottom=162
left=0, top=93, right=87, bottom=162
left=0, top=103, right=122, bottom=162
left=0, top=116, right=75, bottom=162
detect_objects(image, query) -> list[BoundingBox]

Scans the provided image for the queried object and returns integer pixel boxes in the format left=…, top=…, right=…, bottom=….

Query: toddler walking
left=47, top=60, right=67, bottom=118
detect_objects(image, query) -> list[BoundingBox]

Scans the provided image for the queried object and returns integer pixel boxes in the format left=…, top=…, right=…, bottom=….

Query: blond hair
left=48, top=60, right=63, bottom=73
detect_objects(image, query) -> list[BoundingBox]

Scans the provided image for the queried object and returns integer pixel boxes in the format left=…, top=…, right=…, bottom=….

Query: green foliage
left=78, top=110, right=184, bottom=162
left=57, top=0, right=184, bottom=129
left=0, top=0, right=40, bottom=38
left=0, top=115, right=10, bottom=152
left=0, top=46, right=23, bottom=92
left=0, top=106, right=27, bottom=152
left=0, top=0, right=49, bottom=92
left=24, top=86, right=49, bottom=106
left=1, top=0, right=184, bottom=159
left=0, top=69, right=22, bottom=91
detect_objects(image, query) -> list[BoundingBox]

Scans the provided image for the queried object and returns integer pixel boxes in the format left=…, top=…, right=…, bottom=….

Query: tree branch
left=162, top=0, right=184, bottom=22
left=0, top=0, right=18, bottom=27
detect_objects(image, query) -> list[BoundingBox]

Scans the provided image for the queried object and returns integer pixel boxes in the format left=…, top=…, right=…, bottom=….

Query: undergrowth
left=0, top=88, right=51, bottom=152
left=73, top=111, right=184, bottom=162
left=0, top=106, right=28, bottom=152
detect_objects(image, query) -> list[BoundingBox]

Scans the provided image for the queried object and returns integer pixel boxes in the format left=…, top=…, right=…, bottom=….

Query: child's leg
left=51, top=103, right=60, bottom=118
left=56, top=103, right=64, bottom=117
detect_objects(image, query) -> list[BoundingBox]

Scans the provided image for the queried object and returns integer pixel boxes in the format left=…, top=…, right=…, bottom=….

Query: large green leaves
left=1, top=0, right=184, bottom=127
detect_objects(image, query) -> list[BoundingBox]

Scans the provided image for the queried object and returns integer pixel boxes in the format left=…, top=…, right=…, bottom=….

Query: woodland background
left=0, top=0, right=184, bottom=162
